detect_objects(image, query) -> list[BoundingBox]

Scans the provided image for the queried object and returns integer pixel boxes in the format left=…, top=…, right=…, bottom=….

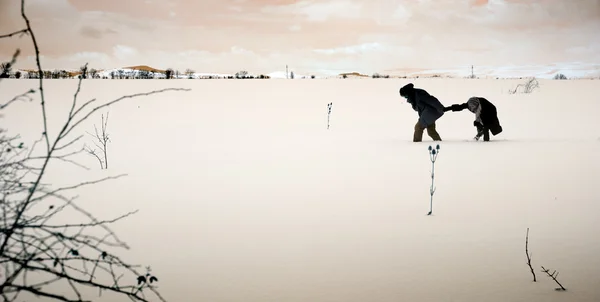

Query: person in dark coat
left=444, top=97, right=503, bottom=141
left=399, top=83, right=445, bottom=142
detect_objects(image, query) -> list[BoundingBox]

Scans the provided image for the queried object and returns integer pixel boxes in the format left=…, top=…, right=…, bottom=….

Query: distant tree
left=185, top=69, right=195, bottom=79
left=311, top=75, right=315, bottom=79
left=290, top=71, right=295, bottom=79
left=165, top=68, right=174, bottom=79
left=80, top=65, right=88, bottom=79
left=554, top=73, right=568, bottom=80
left=110, top=71, right=115, bottom=79
left=14, top=71, right=21, bottom=79
left=235, top=70, right=248, bottom=79
left=175, top=70, right=180, bottom=79
left=0, top=62, right=11, bottom=78
left=117, top=69, right=124, bottom=79
left=342, top=74, right=347, bottom=79
left=89, top=68, right=98, bottom=79
left=138, top=70, right=150, bottom=79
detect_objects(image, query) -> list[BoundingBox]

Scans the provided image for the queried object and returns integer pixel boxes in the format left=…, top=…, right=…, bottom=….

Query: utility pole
left=471, top=65, right=474, bottom=79
left=286, top=65, right=289, bottom=79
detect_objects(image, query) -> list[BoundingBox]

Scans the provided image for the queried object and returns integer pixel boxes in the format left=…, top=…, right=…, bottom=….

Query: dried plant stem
left=541, top=266, right=567, bottom=291
left=525, top=228, right=536, bottom=282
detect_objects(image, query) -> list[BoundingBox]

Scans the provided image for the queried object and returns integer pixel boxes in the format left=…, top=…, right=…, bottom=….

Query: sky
left=1, top=0, right=599, bottom=75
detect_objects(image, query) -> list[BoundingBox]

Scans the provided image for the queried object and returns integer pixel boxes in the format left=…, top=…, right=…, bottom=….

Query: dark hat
left=399, top=83, right=414, bottom=97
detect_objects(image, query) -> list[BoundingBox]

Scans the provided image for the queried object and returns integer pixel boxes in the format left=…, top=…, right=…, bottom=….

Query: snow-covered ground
left=2, top=78, right=600, bottom=302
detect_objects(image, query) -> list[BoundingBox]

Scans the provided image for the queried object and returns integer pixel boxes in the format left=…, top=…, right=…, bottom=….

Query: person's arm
left=445, top=103, right=468, bottom=112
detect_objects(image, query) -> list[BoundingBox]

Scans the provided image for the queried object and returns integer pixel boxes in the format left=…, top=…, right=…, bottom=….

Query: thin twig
left=525, top=228, right=536, bottom=282
left=541, top=266, right=567, bottom=291
left=1, top=89, right=35, bottom=110
left=0, top=29, right=28, bottom=39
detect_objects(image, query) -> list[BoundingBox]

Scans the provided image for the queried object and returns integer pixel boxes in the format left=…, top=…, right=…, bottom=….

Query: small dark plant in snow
left=326, top=102, right=333, bottom=130
left=525, top=228, right=537, bottom=282
left=426, top=144, right=440, bottom=215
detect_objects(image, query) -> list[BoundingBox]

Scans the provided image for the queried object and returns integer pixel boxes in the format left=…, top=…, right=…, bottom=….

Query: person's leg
left=414, top=121, right=425, bottom=142
left=426, top=122, right=442, bottom=141
left=483, top=128, right=490, bottom=141
left=474, top=123, right=484, bottom=140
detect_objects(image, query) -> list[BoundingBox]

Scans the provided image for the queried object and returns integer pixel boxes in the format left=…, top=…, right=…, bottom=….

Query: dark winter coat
left=446, top=97, right=502, bottom=135
left=399, top=83, right=445, bottom=128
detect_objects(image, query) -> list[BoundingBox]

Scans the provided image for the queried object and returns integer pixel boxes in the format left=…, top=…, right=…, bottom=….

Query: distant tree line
left=0, top=63, right=273, bottom=80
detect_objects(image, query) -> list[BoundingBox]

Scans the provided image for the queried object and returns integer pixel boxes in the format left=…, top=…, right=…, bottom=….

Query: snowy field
left=2, top=78, right=600, bottom=302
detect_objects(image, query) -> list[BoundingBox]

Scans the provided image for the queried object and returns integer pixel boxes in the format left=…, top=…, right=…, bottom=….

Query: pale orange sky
left=1, top=0, right=599, bottom=75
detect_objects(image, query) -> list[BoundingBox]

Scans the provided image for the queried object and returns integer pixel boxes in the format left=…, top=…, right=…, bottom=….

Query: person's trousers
left=476, top=124, right=491, bottom=141
left=414, top=121, right=442, bottom=142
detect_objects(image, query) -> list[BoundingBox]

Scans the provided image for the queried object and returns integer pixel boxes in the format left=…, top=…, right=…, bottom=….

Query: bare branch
left=19, top=0, right=50, bottom=152
left=1, top=89, right=35, bottom=111
left=0, top=29, right=29, bottom=39
left=4, top=284, right=84, bottom=302
left=83, top=145, right=104, bottom=169
left=541, top=266, right=567, bottom=291
left=25, top=210, right=139, bottom=229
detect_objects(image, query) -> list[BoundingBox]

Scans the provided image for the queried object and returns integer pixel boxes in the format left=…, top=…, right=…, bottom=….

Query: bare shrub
left=509, top=77, right=539, bottom=94
left=84, top=112, right=110, bottom=169
left=185, top=69, right=195, bottom=79
left=89, top=68, right=98, bottom=79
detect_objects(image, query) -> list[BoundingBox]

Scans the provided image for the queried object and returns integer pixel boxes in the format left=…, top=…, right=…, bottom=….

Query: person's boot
left=413, top=121, right=425, bottom=142
left=483, top=128, right=490, bottom=141
left=426, top=123, right=442, bottom=141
